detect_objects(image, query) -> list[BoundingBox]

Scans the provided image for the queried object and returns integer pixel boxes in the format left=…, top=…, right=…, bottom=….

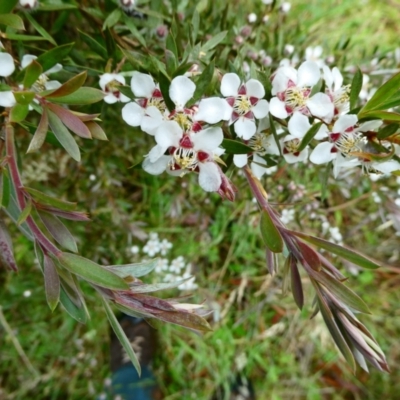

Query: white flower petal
left=288, top=112, right=310, bottom=138
left=245, top=79, right=265, bottom=98
left=234, top=118, right=256, bottom=140
left=221, top=73, right=241, bottom=97
left=131, top=72, right=155, bottom=98
left=169, top=75, right=195, bottom=109
left=264, top=135, right=281, bottom=155
left=333, top=114, right=358, bottom=133
left=0, top=53, right=15, bottom=77
left=307, top=92, right=334, bottom=122
left=322, top=65, right=333, bottom=90
left=120, top=93, right=130, bottom=103
left=284, top=147, right=308, bottom=164
left=372, top=160, right=400, bottom=174
left=45, top=80, right=62, bottom=90
left=99, top=73, right=125, bottom=90
left=314, top=124, right=329, bottom=140
left=233, top=154, right=248, bottom=168
left=332, top=67, right=343, bottom=91
left=357, top=120, right=382, bottom=132
left=309, top=142, right=335, bottom=164
left=194, top=97, right=231, bottom=123
left=148, top=144, right=167, bottom=162
left=21, top=54, right=37, bottom=69
left=0, top=91, right=16, bottom=107
left=122, top=102, right=145, bottom=126
left=297, top=61, right=320, bottom=87
left=143, top=155, right=170, bottom=175
left=198, top=162, right=222, bottom=192
left=272, top=67, right=297, bottom=94
left=141, top=106, right=164, bottom=135
left=46, top=63, right=62, bottom=74
left=252, top=99, right=269, bottom=119
left=192, top=127, right=223, bottom=151
left=269, top=97, right=288, bottom=119
left=251, top=154, right=268, bottom=179
left=155, top=121, right=182, bottom=148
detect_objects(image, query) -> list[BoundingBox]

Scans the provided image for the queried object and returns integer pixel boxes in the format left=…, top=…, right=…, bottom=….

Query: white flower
left=159, top=239, right=172, bottom=256
left=99, top=73, right=130, bottom=104
left=248, top=13, right=257, bottom=23
left=143, top=121, right=225, bottom=192
left=323, top=66, right=350, bottom=115
left=155, top=258, right=169, bottom=273
left=0, top=52, right=15, bottom=77
left=0, top=91, right=16, bottom=107
left=270, top=61, right=334, bottom=122
left=305, top=46, right=324, bottom=67
left=169, top=256, right=185, bottom=274
left=118, top=0, right=135, bottom=11
left=129, top=245, right=139, bottom=255
left=221, top=73, right=269, bottom=140
left=280, top=2, right=291, bottom=13
left=143, top=239, right=160, bottom=257
left=19, top=0, right=38, bottom=9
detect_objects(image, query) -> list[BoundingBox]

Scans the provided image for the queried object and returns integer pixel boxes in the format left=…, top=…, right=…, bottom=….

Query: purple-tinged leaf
left=36, top=205, right=90, bottom=221
left=288, top=230, right=381, bottom=269
left=153, top=309, right=212, bottom=332
left=44, top=255, right=60, bottom=311
left=290, top=260, right=304, bottom=310
left=133, top=293, right=177, bottom=312
left=23, top=60, right=43, bottom=89
left=58, top=253, right=129, bottom=290
left=314, top=286, right=356, bottom=373
left=0, top=220, right=17, bottom=271
left=260, top=209, right=283, bottom=253
left=24, top=186, right=77, bottom=211
left=47, top=109, right=81, bottom=161
left=319, top=253, right=346, bottom=280
left=310, top=270, right=370, bottom=314
left=45, top=71, right=87, bottom=98
left=71, top=111, right=100, bottom=122
left=101, top=296, right=141, bottom=376
left=47, top=103, right=92, bottom=139
left=27, top=108, right=49, bottom=153
left=265, top=248, right=275, bottom=275
left=39, top=211, right=78, bottom=253
left=86, top=121, right=108, bottom=141
left=296, top=239, right=321, bottom=271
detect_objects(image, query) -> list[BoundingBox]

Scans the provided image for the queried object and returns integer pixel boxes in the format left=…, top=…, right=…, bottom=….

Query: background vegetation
left=1, top=0, right=400, bottom=399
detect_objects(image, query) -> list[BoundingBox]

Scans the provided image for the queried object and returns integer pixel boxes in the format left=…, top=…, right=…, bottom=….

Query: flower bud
left=19, top=0, right=39, bottom=10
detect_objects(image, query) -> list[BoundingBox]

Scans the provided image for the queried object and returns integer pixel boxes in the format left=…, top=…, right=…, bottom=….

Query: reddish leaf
left=45, top=71, right=87, bottom=98
left=27, top=107, right=49, bottom=153
left=44, top=255, right=60, bottom=311
left=296, top=239, right=321, bottom=271
left=0, top=220, right=17, bottom=271
left=290, top=260, right=304, bottom=310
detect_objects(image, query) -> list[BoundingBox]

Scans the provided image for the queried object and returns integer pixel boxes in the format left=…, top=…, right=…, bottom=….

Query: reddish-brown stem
left=5, top=123, right=61, bottom=256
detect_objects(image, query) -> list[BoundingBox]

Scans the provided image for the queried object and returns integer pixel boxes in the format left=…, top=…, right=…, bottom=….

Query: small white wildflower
left=23, top=290, right=32, bottom=297
left=129, top=245, right=140, bottom=255
left=149, top=232, right=159, bottom=241
left=159, top=239, right=173, bottom=256
left=280, top=2, right=291, bottom=13
left=89, top=174, right=96, bottom=181
left=280, top=209, right=295, bottom=224
left=169, top=256, right=185, bottom=273
left=247, top=13, right=257, bottom=23
left=371, top=191, right=381, bottom=204
left=143, top=239, right=160, bottom=257
left=329, top=227, right=343, bottom=244
left=155, top=258, right=169, bottom=273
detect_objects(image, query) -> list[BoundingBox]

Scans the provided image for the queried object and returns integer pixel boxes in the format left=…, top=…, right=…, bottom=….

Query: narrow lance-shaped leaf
left=78, top=30, right=108, bottom=60
left=377, top=123, right=399, bottom=140
left=9, top=104, right=29, bottom=123
left=0, top=170, right=10, bottom=208
left=45, top=71, right=87, bottom=98
left=191, top=61, right=215, bottom=103
left=290, top=260, right=304, bottom=310
left=221, top=139, right=252, bottom=155
left=24, top=12, right=57, bottom=46
left=36, top=43, right=74, bottom=72
left=103, top=8, right=122, bottom=30
left=16, top=197, right=32, bottom=226
left=359, top=110, right=400, bottom=123
left=107, top=259, right=158, bottom=279
left=0, top=1, right=19, bottom=15
left=101, top=296, right=141, bottom=376
left=47, top=109, right=81, bottom=162
left=47, top=103, right=92, bottom=139
left=38, top=211, right=78, bottom=253
left=288, top=230, right=381, bottom=269
left=0, top=219, right=17, bottom=271
left=122, top=14, right=146, bottom=47
left=14, top=91, right=35, bottom=105
left=57, top=253, right=130, bottom=290
left=349, top=68, right=363, bottom=111
left=296, top=239, right=321, bottom=271
left=47, top=87, right=105, bottom=106
left=298, top=122, right=323, bottom=152
left=43, top=255, right=60, bottom=311
left=86, top=121, right=108, bottom=141
left=23, top=60, right=43, bottom=89
left=201, top=31, right=227, bottom=52
left=59, top=285, right=87, bottom=323
left=260, top=209, right=284, bottom=253
left=0, top=14, right=24, bottom=30
left=27, top=107, right=49, bottom=153
left=24, top=186, right=77, bottom=211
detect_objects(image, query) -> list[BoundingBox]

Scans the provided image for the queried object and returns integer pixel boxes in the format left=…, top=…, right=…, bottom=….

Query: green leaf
left=3, top=33, right=47, bottom=41
left=316, top=291, right=356, bottom=373
left=289, top=230, right=381, bottom=269
left=16, top=197, right=32, bottom=226
left=38, top=3, right=77, bottom=10
left=310, top=270, right=370, bottom=314
left=101, top=297, right=141, bottom=376
left=13, top=91, right=35, bottom=105
left=359, top=110, right=400, bottom=122
left=45, top=71, right=87, bottom=98
left=0, top=13, right=24, bottom=30
left=78, top=29, right=108, bottom=60
left=1, top=169, right=10, bottom=208
left=191, top=9, right=199, bottom=44
left=0, top=83, right=11, bottom=91
left=260, top=209, right=283, bottom=253
left=166, top=31, right=178, bottom=60
left=360, top=71, right=400, bottom=113
left=39, top=211, right=78, bottom=253
left=86, top=121, right=108, bottom=141
left=24, top=186, right=77, bottom=211
left=158, top=74, right=174, bottom=111
left=43, top=255, right=60, bottom=311
left=298, top=122, right=323, bottom=152
left=349, top=68, right=363, bottom=110
left=103, top=8, right=122, bottom=30
left=269, top=113, right=282, bottom=156
left=58, top=253, right=130, bottom=290
left=47, top=103, right=91, bottom=139
left=107, top=259, right=158, bottom=278
left=191, top=61, right=214, bottom=103
left=59, top=285, right=87, bottom=323
left=23, top=60, right=43, bottom=89
left=36, top=43, right=74, bottom=72
left=47, top=87, right=105, bottom=105
left=27, top=108, right=49, bottom=153
left=122, top=14, right=146, bottom=47
left=221, top=139, right=252, bottom=154
left=377, top=123, right=399, bottom=140
left=47, top=109, right=81, bottom=161
left=201, top=31, right=227, bottom=53
left=165, top=49, right=178, bottom=76
left=0, top=0, right=18, bottom=14
left=24, top=12, right=57, bottom=45
left=9, top=103, right=29, bottom=123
